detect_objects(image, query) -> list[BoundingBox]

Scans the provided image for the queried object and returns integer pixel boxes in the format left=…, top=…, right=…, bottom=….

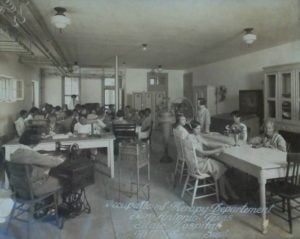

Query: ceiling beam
left=26, top=0, right=69, bottom=67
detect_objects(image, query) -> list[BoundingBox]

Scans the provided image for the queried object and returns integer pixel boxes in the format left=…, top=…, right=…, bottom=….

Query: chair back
left=286, top=153, right=300, bottom=186
left=173, top=129, right=184, bottom=161
left=6, top=162, right=34, bottom=200
left=112, top=123, right=136, bottom=141
left=181, top=138, right=201, bottom=176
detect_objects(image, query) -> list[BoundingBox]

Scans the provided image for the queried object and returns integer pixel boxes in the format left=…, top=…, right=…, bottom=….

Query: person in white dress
left=225, top=111, right=248, bottom=142
left=73, top=114, right=92, bottom=136
left=185, top=120, right=239, bottom=203
left=174, top=114, right=189, bottom=139
left=14, top=110, right=27, bottom=137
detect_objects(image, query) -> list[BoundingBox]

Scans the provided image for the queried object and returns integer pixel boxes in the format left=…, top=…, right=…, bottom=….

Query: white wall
left=0, top=53, right=39, bottom=137
left=187, top=40, right=300, bottom=114
left=125, top=68, right=184, bottom=104
left=43, top=73, right=62, bottom=106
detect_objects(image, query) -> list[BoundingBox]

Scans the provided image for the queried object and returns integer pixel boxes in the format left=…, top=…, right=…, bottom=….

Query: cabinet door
left=147, top=72, right=157, bottom=91
left=279, top=71, right=294, bottom=121
left=133, top=93, right=143, bottom=110
left=143, top=92, right=152, bottom=109
left=264, top=73, right=277, bottom=119
left=296, top=70, right=300, bottom=121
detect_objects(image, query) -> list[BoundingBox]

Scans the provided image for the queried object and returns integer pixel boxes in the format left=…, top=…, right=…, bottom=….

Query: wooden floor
left=1, top=130, right=300, bottom=239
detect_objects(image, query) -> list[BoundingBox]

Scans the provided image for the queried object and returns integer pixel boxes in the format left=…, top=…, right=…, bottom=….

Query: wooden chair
left=181, top=139, right=219, bottom=207
left=173, top=129, right=187, bottom=187
left=112, top=123, right=137, bottom=154
left=118, top=140, right=150, bottom=202
left=112, top=123, right=137, bottom=140
left=267, top=153, right=300, bottom=233
left=5, top=162, right=63, bottom=239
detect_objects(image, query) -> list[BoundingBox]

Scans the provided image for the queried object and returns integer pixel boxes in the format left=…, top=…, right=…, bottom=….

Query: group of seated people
left=14, top=103, right=153, bottom=140
left=174, top=110, right=287, bottom=204
left=9, top=103, right=154, bottom=201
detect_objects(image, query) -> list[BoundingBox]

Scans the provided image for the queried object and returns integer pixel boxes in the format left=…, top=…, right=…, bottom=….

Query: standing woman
left=196, top=98, right=211, bottom=134
left=185, top=120, right=239, bottom=202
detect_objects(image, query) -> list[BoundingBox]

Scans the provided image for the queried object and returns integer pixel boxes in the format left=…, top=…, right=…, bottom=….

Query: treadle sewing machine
left=49, top=142, right=94, bottom=218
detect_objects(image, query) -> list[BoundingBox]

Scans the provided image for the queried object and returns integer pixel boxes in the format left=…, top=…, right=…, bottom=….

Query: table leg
left=108, top=141, right=114, bottom=178
left=259, top=175, right=268, bottom=234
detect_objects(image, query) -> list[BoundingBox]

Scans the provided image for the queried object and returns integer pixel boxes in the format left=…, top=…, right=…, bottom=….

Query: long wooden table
left=202, top=133, right=287, bottom=234
left=3, top=134, right=116, bottom=185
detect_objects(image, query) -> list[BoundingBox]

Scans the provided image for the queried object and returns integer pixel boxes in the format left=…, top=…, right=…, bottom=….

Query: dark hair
left=190, top=120, right=201, bottom=129
left=55, top=106, right=61, bottom=111
left=79, top=114, right=87, bottom=119
left=116, top=110, right=125, bottom=118
left=174, top=113, right=185, bottom=128
left=71, top=94, right=77, bottom=98
left=197, top=98, right=206, bottom=106
left=144, top=108, right=151, bottom=114
left=139, top=110, right=145, bottom=116
left=65, top=110, right=73, bottom=117
left=231, top=110, right=241, bottom=118
left=19, top=129, right=41, bottom=146
left=29, top=107, right=39, bottom=114
left=20, top=110, right=27, bottom=117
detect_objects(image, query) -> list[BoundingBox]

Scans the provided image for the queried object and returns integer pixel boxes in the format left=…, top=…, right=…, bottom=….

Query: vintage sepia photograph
left=0, top=0, right=300, bottom=238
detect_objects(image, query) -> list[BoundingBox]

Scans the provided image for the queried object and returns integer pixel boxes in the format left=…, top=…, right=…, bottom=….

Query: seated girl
left=173, top=114, right=190, bottom=139
left=225, top=111, right=248, bottom=143
left=185, top=120, right=239, bottom=203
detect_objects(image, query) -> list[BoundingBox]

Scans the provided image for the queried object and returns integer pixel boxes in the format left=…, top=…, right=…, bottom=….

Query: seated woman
left=113, top=110, right=128, bottom=124
left=250, top=119, right=286, bottom=152
left=185, top=120, right=239, bottom=203
left=225, top=111, right=248, bottom=143
left=173, top=114, right=189, bottom=139
left=74, top=114, right=92, bottom=136
left=10, top=129, right=65, bottom=197
left=47, top=114, right=66, bottom=135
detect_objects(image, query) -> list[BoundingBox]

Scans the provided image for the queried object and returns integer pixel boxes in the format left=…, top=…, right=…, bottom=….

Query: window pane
left=281, top=73, right=291, bottom=98
left=282, top=101, right=291, bottom=120
left=268, top=100, right=276, bottom=118
left=65, top=77, right=79, bottom=95
left=105, top=89, right=115, bottom=105
left=104, top=78, right=115, bottom=86
left=267, top=75, right=276, bottom=98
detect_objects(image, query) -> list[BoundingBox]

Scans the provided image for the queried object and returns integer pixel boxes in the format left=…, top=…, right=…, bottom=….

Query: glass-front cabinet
left=264, top=64, right=300, bottom=132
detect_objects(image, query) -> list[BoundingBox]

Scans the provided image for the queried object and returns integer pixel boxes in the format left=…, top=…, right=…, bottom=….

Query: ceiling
left=12, top=0, right=300, bottom=69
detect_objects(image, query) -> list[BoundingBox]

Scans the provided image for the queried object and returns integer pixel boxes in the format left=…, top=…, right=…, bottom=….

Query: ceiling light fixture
left=51, top=7, right=71, bottom=32
left=142, top=43, right=147, bottom=51
left=243, top=28, right=257, bottom=45
left=72, top=61, right=80, bottom=74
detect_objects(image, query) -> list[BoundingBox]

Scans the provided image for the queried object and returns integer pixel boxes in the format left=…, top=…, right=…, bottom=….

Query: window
left=0, top=75, right=24, bottom=102
left=104, top=78, right=116, bottom=107
left=64, top=76, right=79, bottom=106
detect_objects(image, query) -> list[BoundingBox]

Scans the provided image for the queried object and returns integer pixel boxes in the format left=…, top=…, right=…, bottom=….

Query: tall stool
left=118, top=140, right=150, bottom=202
left=173, top=129, right=187, bottom=187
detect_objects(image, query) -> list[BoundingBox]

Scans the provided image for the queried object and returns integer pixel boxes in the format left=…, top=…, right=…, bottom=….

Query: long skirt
left=196, top=157, right=227, bottom=180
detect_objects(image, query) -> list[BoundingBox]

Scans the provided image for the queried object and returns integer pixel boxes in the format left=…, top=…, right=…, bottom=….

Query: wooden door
left=143, top=92, right=152, bottom=109
left=133, top=92, right=143, bottom=110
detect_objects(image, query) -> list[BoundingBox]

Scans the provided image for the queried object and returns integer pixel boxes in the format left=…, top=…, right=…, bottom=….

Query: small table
left=3, top=134, right=115, bottom=188
left=202, top=133, right=287, bottom=234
